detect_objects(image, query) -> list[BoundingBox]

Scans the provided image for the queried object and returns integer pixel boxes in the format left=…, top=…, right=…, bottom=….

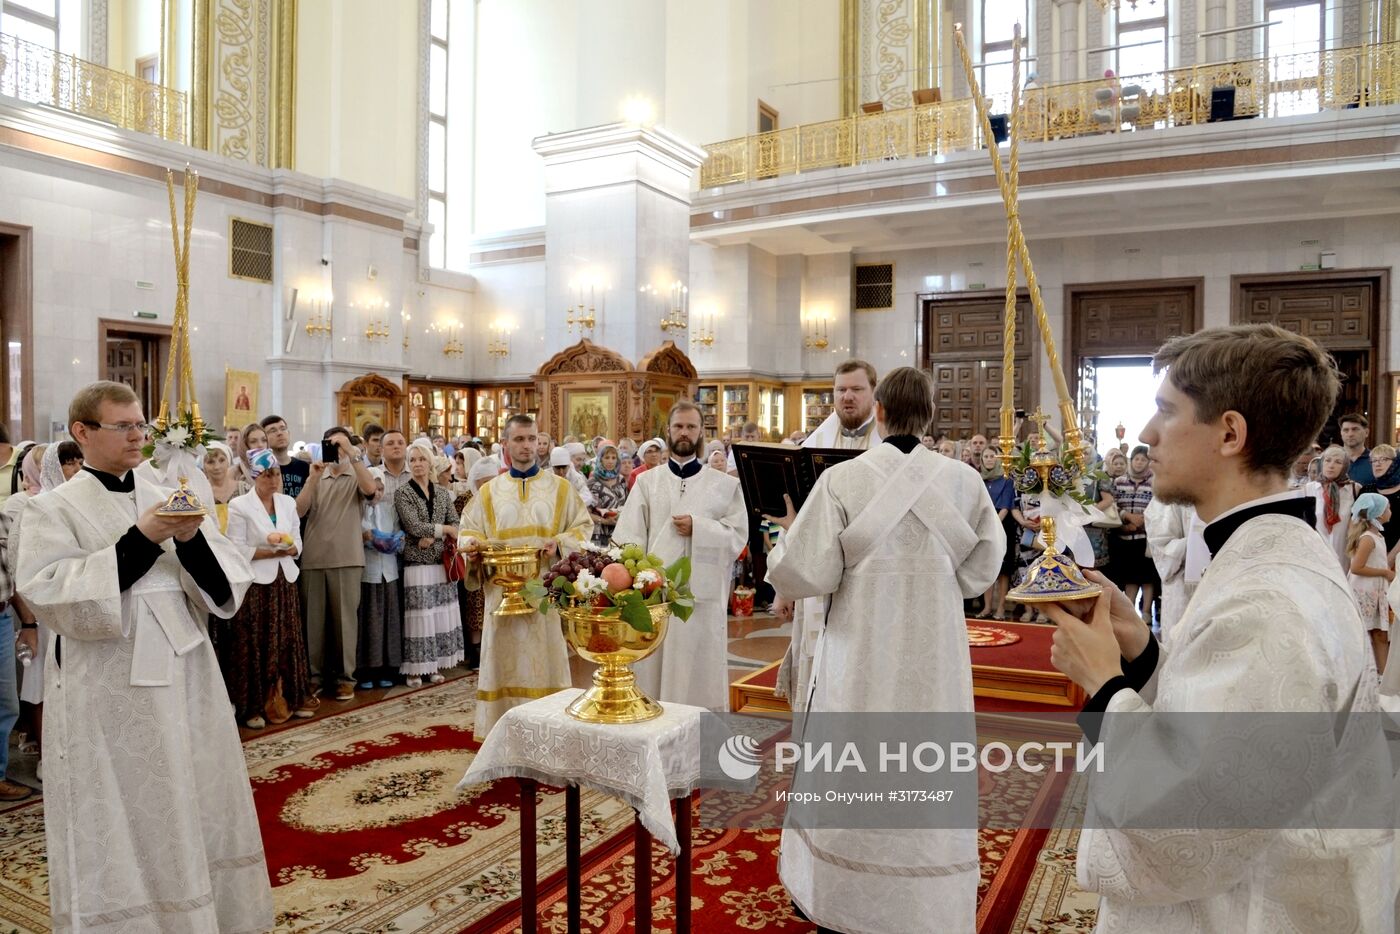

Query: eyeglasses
left=82, top=421, right=151, bottom=435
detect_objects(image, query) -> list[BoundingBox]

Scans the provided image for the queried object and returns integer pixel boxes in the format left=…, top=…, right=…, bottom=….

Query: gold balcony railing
left=0, top=31, right=187, bottom=144
left=699, top=39, right=1400, bottom=189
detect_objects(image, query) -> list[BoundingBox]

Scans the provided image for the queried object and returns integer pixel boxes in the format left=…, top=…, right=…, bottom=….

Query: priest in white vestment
left=775, top=359, right=883, bottom=711
left=16, top=382, right=270, bottom=934
left=1045, top=325, right=1395, bottom=934
left=612, top=400, right=747, bottom=710
left=766, top=367, right=1004, bottom=934
left=460, top=414, right=592, bottom=740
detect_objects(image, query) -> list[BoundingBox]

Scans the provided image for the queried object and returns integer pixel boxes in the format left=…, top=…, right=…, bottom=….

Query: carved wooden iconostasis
left=536, top=340, right=698, bottom=441
left=336, top=373, right=407, bottom=436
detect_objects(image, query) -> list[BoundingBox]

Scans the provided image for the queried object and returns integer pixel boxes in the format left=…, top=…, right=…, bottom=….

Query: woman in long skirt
left=222, top=450, right=316, bottom=727
left=357, top=467, right=404, bottom=688
left=395, top=441, right=464, bottom=687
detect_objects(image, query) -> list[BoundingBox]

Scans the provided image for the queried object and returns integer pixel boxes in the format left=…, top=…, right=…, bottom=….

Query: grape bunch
left=545, top=548, right=613, bottom=589
left=618, top=543, right=665, bottom=577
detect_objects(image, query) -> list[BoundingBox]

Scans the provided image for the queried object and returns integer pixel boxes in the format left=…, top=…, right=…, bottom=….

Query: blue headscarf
left=246, top=447, right=278, bottom=478
left=1352, top=491, right=1389, bottom=524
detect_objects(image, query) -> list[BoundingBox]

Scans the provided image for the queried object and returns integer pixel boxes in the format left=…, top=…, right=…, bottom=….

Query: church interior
left=2, top=0, right=1400, bottom=932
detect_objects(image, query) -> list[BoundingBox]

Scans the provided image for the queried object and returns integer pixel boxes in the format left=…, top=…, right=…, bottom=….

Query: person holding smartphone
left=296, top=426, right=379, bottom=701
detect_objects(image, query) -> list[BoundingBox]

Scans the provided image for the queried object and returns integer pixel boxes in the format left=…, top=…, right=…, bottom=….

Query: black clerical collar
left=508, top=463, right=540, bottom=480
left=1202, top=491, right=1315, bottom=558
left=882, top=434, right=920, bottom=453
left=83, top=465, right=135, bottom=493
left=668, top=457, right=702, bottom=479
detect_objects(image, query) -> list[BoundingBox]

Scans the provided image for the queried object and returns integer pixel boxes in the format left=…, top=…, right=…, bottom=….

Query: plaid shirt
left=1113, top=474, right=1154, bottom=540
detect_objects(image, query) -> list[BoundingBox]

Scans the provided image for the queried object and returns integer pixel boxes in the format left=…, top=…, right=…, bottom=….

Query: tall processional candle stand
left=953, top=23, right=1099, bottom=603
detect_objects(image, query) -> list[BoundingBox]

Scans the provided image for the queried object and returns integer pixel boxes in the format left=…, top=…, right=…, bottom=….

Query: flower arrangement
left=1008, top=442, right=1109, bottom=506
left=141, top=408, right=215, bottom=460
left=523, top=542, right=694, bottom=633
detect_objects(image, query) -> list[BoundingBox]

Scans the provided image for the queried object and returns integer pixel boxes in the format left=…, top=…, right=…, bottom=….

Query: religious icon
left=224, top=368, right=260, bottom=429
left=565, top=389, right=612, bottom=440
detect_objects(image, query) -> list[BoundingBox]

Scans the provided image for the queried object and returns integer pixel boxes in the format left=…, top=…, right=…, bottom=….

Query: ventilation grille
left=854, top=263, right=893, bottom=310
left=229, top=218, right=274, bottom=282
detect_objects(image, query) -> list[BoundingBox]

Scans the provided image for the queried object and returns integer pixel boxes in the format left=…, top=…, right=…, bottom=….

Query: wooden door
left=921, top=292, right=1033, bottom=441
left=105, top=339, right=148, bottom=412
left=1235, top=274, right=1383, bottom=444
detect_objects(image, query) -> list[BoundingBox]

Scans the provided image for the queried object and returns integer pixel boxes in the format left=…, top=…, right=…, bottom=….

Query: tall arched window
left=980, top=0, right=1031, bottom=112
left=1115, top=2, right=1168, bottom=92
left=1266, top=0, right=1324, bottom=115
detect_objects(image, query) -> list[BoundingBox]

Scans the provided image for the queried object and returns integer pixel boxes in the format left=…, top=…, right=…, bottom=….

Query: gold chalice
left=560, top=601, right=671, bottom=723
left=481, top=543, right=543, bottom=616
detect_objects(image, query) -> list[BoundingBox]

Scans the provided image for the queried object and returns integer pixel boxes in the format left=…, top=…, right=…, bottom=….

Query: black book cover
left=731, top=442, right=863, bottom=539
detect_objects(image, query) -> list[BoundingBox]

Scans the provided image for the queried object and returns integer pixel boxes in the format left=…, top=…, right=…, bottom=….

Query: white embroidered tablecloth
left=456, top=688, right=711, bottom=854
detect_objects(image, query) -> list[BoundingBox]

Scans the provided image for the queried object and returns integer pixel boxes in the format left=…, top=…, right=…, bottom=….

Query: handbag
left=442, top=533, right=465, bottom=583
left=1091, top=501, right=1122, bottom=529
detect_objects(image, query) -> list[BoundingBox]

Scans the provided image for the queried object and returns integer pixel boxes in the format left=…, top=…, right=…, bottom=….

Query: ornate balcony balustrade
left=700, top=40, right=1400, bottom=189
left=0, top=31, right=187, bottom=144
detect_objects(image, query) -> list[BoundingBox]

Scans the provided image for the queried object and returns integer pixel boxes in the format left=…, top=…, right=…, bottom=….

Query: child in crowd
left=1346, top=491, right=1394, bottom=674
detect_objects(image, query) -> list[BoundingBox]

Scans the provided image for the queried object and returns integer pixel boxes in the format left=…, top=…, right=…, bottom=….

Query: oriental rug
left=0, top=676, right=1098, bottom=934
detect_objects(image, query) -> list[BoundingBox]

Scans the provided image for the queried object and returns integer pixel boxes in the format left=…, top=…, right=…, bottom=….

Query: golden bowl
left=560, top=601, right=671, bottom=724
left=480, top=543, right=543, bottom=617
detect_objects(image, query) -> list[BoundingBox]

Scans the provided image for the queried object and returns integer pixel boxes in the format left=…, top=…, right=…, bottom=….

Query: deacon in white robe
left=1046, top=327, right=1395, bottom=934
left=766, top=369, right=1003, bottom=934
left=612, top=401, right=747, bottom=710
left=777, top=363, right=882, bottom=711
left=17, top=384, right=268, bottom=934
left=460, top=439, right=592, bottom=740
left=1143, top=498, right=1205, bottom=641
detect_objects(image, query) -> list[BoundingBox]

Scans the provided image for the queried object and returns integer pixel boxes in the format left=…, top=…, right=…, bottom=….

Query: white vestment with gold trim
left=612, top=463, right=747, bottom=710
left=767, top=444, right=1002, bottom=934
left=460, top=469, right=592, bottom=740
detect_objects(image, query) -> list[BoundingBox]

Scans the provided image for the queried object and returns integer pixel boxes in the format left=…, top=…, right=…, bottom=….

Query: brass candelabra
left=487, top=327, right=511, bottom=359
left=305, top=302, right=332, bottom=338
left=690, top=314, right=715, bottom=347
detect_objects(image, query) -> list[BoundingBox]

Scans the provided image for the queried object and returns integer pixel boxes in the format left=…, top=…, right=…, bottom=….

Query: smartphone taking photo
left=321, top=440, right=340, bottom=463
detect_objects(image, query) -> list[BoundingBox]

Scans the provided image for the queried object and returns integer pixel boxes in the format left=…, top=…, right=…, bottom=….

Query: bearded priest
left=1045, top=324, right=1395, bottom=933
left=765, top=367, right=1004, bottom=934
left=612, top=400, right=746, bottom=710
left=17, top=381, right=270, bottom=934
left=460, top=414, right=592, bottom=740
left=774, top=358, right=883, bottom=711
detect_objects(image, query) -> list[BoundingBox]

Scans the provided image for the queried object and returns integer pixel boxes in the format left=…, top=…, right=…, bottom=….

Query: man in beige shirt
left=298, top=426, right=378, bottom=700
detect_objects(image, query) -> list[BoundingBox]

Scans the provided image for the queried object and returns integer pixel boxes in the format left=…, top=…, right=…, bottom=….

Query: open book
left=730, top=441, right=864, bottom=540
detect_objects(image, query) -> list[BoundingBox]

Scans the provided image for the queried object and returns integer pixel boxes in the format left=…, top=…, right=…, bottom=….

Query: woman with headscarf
left=1346, top=491, right=1394, bottom=673
left=220, top=449, right=316, bottom=728
left=1306, top=444, right=1360, bottom=570
left=705, top=439, right=728, bottom=472
left=395, top=440, right=463, bottom=687
left=5, top=442, right=77, bottom=770
left=201, top=440, right=248, bottom=534
left=629, top=438, right=664, bottom=491
left=238, top=423, right=269, bottom=486
left=586, top=440, right=628, bottom=546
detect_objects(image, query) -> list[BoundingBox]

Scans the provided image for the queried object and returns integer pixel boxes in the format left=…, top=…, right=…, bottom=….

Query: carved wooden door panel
left=923, top=294, right=1032, bottom=440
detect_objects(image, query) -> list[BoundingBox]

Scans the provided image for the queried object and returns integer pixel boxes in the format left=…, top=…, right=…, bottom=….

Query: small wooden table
left=514, top=779, right=692, bottom=934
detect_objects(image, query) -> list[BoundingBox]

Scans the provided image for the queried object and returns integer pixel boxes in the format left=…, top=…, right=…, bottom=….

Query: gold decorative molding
left=192, top=0, right=211, bottom=150
left=270, top=0, right=296, bottom=169
left=913, top=0, right=937, bottom=92
left=841, top=0, right=858, bottom=117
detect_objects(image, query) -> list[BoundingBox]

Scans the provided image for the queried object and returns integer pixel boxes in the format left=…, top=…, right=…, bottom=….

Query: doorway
left=0, top=224, right=33, bottom=441
left=98, top=320, right=170, bottom=419
left=1080, top=356, right=1162, bottom=456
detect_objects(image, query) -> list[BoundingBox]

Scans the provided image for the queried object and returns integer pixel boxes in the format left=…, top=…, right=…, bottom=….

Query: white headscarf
left=468, top=455, right=501, bottom=489
left=201, top=440, right=233, bottom=467
left=39, top=440, right=67, bottom=492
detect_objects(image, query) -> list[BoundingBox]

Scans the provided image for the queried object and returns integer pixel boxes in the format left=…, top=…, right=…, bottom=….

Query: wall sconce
left=690, top=312, right=715, bottom=348
left=803, top=315, right=829, bottom=350
left=305, top=295, right=333, bottom=338
left=660, top=280, right=688, bottom=333
left=401, top=310, right=411, bottom=350
left=488, top=324, right=511, bottom=359
left=364, top=300, right=390, bottom=342
left=566, top=283, right=598, bottom=335
left=442, top=321, right=464, bottom=358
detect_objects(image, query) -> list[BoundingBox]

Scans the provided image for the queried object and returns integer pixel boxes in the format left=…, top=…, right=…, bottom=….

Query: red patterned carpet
left=0, top=675, right=1097, bottom=934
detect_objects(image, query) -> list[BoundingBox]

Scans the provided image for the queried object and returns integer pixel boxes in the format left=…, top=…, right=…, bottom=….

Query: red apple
left=600, top=563, right=633, bottom=593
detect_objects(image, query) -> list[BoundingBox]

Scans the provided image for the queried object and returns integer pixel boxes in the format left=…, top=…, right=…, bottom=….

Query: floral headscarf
left=593, top=442, right=622, bottom=481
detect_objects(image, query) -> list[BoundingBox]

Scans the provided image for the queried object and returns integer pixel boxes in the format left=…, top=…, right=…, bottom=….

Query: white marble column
left=533, top=124, right=706, bottom=365
left=1205, top=0, right=1228, bottom=63
left=1054, top=0, right=1082, bottom=82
